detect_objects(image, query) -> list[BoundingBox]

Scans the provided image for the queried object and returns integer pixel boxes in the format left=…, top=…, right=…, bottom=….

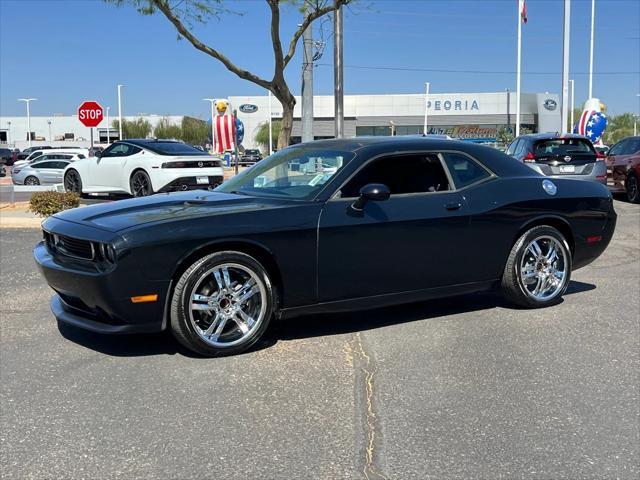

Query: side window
left=33, top=162, right=54, bottom=169
left=53, top=161, right=69, bottom=169
left=339, top=153, right=451, bottom=198
left=76, top=154, right=85, bottom=159
left=442, top=153, right=491, bottom=189
left=515, top=139, right=527, bottom=156
left=102, top=143, right=140, bottom=157
left=506, top=140, right=518, bottom=156
left=608, top=140, right=627, bottom=156
left=625, top=138, right=640, bottom=155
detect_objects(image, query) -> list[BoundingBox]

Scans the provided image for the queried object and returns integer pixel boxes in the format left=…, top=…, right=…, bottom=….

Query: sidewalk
left=0, top=203, right=43, bottom=229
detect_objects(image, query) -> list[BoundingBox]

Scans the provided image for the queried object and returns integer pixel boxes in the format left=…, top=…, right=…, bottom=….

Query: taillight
left=596, top=151, right=606, bottom=159
left=523, top=152, right=536, bottom=162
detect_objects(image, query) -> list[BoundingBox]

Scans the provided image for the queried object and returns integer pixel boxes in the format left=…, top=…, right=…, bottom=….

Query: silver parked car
left=12, top=159, right=70, bottom=186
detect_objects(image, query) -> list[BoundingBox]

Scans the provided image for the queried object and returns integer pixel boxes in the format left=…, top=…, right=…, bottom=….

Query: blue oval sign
left=543, top=99, right=557, bottom=111
left=239, top=104, right=258, bottom=114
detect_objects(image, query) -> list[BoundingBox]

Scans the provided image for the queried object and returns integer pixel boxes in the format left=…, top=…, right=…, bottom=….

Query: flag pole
left=515, top=0, right=522, bottom=137
left=561, top=0, right=571, bottom=134
left=588, top=0, right=595, bottom=98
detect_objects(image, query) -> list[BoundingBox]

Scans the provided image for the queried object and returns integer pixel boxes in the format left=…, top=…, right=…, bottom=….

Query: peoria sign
left=427, top=98, right=480, bottom=112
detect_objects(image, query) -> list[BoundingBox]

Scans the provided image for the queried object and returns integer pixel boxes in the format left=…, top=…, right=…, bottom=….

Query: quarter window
left=340, top=154, right=451, bottom=198
left=442, top=153, right=491, bottom=189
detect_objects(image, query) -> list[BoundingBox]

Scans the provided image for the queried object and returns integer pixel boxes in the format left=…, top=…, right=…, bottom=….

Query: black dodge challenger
left=34, top=137, right=616, bottom=356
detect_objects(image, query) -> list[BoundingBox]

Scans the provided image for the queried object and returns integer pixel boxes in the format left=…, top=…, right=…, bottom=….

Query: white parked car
left=13, top=148, right=89, bottom=169
left=63, top=139, right=225, bottom=197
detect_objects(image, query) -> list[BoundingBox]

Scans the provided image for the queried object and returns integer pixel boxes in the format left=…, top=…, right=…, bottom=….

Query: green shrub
left=29, top=191, right=81, bottom=217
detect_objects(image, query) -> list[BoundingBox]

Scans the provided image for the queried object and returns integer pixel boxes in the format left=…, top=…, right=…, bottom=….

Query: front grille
left=44, top=230, right=95, bottom=260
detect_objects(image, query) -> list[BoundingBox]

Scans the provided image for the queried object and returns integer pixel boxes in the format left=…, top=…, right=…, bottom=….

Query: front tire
left=130, top=170, right=153, bottom=197
left=24, top=176, right=40, bottom=186
left=64, top=169, right=82, bottom=194
left=502, top=225, right=572, bottom=308
left=170, top=251, right=275, bottom=357
left=626, top=173, right=639, bottom=204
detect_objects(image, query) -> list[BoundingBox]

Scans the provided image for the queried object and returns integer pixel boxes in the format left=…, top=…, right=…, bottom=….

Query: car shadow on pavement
left=268, top=280, right=596, bottom=342
left=57, top=280, right=595, bottom=358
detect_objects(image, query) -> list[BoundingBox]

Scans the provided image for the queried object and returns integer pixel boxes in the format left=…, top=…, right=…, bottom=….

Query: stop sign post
left=78, top=101, right=104, bottom=150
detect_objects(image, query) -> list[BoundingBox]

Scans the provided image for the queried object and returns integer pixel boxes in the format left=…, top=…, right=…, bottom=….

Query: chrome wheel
left=64, top=170, right=81, bottom=193
left=188, top=263, right=267, bottom=347
left=519, top=235, right=568, bottom=301
left=131, top=171, right=152, bottom=197
left=24, top=176, right=40, bottom=186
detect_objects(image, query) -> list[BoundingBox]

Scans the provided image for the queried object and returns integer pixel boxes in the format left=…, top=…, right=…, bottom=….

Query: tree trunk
left=273, top=82, right=296, bottom=150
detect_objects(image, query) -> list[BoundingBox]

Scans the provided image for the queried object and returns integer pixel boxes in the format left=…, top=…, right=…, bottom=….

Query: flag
left=214, top=114, right=236, bottom=153
left=520, top=0, right=528, bottom=24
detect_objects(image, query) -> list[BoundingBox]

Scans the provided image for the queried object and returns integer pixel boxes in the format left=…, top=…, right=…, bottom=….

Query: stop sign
left=77, top=101, right=104, bottom=127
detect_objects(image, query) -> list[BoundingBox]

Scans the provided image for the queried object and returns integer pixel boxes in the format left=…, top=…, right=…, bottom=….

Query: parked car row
left=506, top=133, right=640, bottom=204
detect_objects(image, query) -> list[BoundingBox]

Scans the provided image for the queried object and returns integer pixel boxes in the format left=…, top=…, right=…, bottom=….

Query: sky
left=0, top=0, right=638, bottom=119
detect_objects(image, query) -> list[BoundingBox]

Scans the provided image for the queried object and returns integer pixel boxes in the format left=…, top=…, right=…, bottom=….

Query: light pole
left=106, top=107, right=111, bottom=144
left=333, top=5, right=344, bottom=139
left=18, top=98, right=37, bottom=147
left=560, top=0, right=571, bottom=134
left=7, top=121, right=11, bottom=146
left=569, top=79, right=575, bottom=132
left=635, top=94, right=640, bottom=136
left=117, top=84, right=124, bottom=140
left=423, top=82, right=430, bottom=135
left=268, top=90, right=273, bottom=154
left=47, top=119, right=52, bottom=142
left=203, top=98, right=216, bottom=152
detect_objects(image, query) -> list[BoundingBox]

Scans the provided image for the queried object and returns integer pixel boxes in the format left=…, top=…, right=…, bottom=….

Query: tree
left=495, top=125, right=514, bottom=145
left=254, top=120, right=282, bottom=152
left=106, top=0, right=351, bottom=149
left=112, top=118, right=152, bottom=138
left=604, top=113, right=636, bottom=145
left=154, top=117, right=183, bottom=140
left=181, top=116, right=210, bottom=145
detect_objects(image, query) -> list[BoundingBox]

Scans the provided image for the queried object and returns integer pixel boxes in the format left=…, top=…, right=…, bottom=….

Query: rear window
left=534, top=139, right=594, bottom=156
left=144, top=142, right=209, bottom=156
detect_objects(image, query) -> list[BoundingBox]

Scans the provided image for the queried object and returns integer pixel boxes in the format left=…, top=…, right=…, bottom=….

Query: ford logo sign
left=239, top=104, right=258, bottom=114
left=543, top=99, right=557, bottom=111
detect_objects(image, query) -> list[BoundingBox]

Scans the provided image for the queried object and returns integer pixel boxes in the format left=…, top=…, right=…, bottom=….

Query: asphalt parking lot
left=1, top=200, right=638, bottom=479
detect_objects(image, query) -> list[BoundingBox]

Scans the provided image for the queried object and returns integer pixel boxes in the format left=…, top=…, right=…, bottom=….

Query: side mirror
left=351, top=183, right=390, bottom=211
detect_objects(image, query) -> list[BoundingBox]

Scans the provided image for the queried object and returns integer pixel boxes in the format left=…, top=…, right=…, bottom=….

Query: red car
left=606, top=136, right=640, bottom=203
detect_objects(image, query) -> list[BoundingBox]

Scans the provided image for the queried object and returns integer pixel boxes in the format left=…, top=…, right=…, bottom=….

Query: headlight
left=12, top=168, right=20, bottom=174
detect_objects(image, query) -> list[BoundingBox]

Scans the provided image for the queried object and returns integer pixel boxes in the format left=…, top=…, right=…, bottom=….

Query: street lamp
left=106, top=106, right=111, bottom=144
left=203, top=98, right=216, bottom=151
left=18, top=98, right=37, bottom=147
left=7, top=121, right=11, bottom=146
left=47, top=119, right=52, bottom=142
left=117, top=84, right=124, bottom=140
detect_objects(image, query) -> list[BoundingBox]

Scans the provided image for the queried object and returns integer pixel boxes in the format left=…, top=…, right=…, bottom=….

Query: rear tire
left=24, top=176, right=40, bottom=186
left=170, top=251, right=275, bottom=357
left=502, top=225, right=572, bottom=308
left=130, top=170, right=153, bottom=197
left=626, top=173, right=639, bottom=204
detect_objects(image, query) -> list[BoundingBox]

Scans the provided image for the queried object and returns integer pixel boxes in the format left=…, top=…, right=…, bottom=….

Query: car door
left=49, top=161, right=69, bottom=183
left=606, top=139, right=629, bottom=188
left=91, top=143, right=142, bottom=189
left=317, top=151, right=474, bottom=303
left=31, top=160, right=56, bottom=183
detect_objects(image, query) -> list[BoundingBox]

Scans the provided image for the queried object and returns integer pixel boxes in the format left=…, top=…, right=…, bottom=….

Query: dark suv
left=239, top=148, right=263, bottom=165
left=606, top=136, right=640, bottom=203
left=506, top=133, right=606, bottom=184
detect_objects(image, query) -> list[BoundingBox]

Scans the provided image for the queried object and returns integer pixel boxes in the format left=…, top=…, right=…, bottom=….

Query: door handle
left=445, top=202, right=462, bottom=211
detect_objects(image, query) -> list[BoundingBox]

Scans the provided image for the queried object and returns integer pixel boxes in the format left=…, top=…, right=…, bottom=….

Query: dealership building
left=0, top=92, right=561, bottom=150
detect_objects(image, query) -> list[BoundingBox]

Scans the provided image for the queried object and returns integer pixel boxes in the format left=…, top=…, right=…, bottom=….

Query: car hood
left=53, top=191, right=300, bottom=232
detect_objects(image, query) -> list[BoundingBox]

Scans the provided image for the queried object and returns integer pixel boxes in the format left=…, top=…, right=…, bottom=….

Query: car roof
left=289, top=136, right=538, bottom=178
left=517, top=132, right=592, bottom=141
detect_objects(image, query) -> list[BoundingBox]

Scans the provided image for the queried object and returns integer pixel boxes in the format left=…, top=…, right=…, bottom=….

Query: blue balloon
left=235, top=117, right=244, bottom=145
left=574, top=111, right=607, bottom=144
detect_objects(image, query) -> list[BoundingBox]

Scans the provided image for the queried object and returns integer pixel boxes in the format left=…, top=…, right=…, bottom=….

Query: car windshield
left=534, top=138, right=594, bottom=156
left=216, top=147, right=354, bottom=200
left=143, top=141, right=209, bottom=156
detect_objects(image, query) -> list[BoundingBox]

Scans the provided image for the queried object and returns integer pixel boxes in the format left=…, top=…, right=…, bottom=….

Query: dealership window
left=356, top=126, right=392, bottom=136
left=339, top=153, right=451, bottom=198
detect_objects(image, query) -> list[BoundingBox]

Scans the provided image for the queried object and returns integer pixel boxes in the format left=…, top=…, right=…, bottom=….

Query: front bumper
left=34, top=239, right=168, bottom=334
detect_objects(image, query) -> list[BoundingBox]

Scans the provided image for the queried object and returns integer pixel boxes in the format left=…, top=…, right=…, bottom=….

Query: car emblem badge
left=542, top=179, right=557, bottom=196
left=198, top=161, right=203, bottom=168
left=563, top=155, right=571, bottom=163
